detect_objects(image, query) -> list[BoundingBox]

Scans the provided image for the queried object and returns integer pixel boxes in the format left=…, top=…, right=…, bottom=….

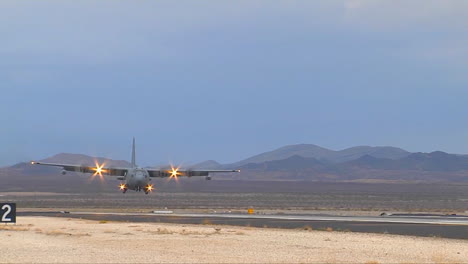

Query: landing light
left=91, top=162, right=107, bottom=183
left=146, top=184, right=154, bottom=192
left=92, top=162, right=107, bottom=177
left=169, top=166, right=179, bottom=177
left=119, top=184, right=126, bottom=190
left=167, top=166, right=180, bottom=183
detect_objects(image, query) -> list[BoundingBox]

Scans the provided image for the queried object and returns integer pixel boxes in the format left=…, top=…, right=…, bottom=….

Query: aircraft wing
left=30, top=161, right=128, bottom=176
left=146, top=168, right=240, bottom=178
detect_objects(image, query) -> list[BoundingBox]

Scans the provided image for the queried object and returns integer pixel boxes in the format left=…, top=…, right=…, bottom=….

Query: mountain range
left=1, top=144, right=468, bottom=192
left=221, top=144, right=410, bottom=168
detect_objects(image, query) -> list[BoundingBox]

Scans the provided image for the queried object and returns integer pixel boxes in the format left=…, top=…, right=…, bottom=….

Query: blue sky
left=1, top=0, right=468, bottom=166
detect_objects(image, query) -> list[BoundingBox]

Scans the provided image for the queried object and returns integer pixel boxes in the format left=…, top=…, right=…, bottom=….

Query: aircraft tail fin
left=131, top=137, right=136, bottom=168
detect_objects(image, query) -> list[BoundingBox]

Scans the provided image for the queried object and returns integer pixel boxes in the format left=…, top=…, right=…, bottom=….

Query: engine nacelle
left=61, top=170, right=67, bottom=175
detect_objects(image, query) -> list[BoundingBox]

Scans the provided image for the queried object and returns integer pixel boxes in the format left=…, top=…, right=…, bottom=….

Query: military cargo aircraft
left=31, top=138, right=239, bottom=194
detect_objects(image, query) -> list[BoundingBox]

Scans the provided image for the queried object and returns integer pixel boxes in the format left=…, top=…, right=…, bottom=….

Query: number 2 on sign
left=1, top=204, right=12, bottom=222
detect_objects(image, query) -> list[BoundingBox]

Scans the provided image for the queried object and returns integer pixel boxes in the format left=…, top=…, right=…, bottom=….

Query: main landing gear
left=144, top=184, right=154, bottom=195
left=119, top=183, right=128, bottom=194
left=119, top=184, right=154, bottom=194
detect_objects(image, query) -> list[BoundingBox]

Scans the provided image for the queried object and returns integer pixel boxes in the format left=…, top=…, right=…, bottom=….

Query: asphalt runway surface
left=18, top=211, right=468, bottom=240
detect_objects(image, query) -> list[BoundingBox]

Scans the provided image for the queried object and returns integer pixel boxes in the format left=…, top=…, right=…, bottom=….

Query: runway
left=73, top=211, right=468, bottom=225
left=18, top=211, right=468, bottom=239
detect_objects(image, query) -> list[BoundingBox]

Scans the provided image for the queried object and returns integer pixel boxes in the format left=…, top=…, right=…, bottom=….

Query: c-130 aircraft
left=31, top=138, right=239, bottom=194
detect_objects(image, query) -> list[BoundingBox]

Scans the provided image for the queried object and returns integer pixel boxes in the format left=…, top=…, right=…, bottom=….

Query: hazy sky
left=1, top=0, right=468, bottom=166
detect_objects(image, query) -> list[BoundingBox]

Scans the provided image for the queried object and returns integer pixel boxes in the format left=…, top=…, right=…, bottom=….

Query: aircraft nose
left=136, top=172, right=146, bottom=182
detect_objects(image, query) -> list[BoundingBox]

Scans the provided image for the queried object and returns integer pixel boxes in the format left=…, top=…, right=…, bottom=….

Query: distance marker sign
left=1, top=203, right=16, bottom=223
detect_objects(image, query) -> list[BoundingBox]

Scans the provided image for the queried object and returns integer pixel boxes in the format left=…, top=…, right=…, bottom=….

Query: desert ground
left=0, top=217, right=466, bottom=263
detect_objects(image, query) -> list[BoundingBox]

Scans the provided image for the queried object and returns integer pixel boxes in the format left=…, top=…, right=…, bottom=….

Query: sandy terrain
left=0, top=217, right=466, bottom=263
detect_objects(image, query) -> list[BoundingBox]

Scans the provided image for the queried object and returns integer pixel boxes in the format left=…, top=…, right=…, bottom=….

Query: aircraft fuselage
left=123, top=168, right=151, bottom=192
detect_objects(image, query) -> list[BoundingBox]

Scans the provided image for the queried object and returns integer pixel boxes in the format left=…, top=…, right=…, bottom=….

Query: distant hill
left=240, top=155, right=325, bottom=171
left=332, top=146, right=410, bottom=162
left=1, top=145, right=467, bottom=193
left=344, top=151, right=468, bottom=172
left=231, top=151, right=468, bottom=182
left=226, top=144, right=333, bottom=167
left=224, top=144, right=410, bottom=168
left=40, top=153, right=131, bottom=167
left=190, top=160, right=222, bottom=169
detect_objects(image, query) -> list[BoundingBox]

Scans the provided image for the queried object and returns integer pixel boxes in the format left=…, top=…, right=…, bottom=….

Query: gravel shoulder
left=0, top=217, right=467, bottom=263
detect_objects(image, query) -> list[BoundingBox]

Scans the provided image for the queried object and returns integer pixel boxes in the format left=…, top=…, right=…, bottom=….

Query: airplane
left=30, top=138, right=239, bottom=194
